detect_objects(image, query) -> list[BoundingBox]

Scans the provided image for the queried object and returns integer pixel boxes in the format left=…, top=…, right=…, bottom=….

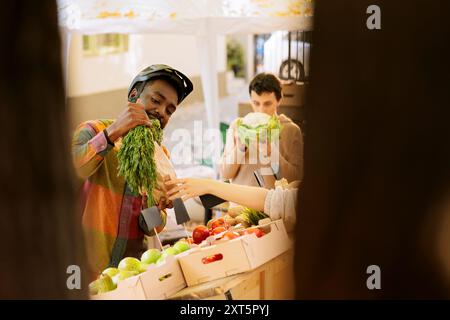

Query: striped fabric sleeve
left=72, top=121, right=113, bottom=179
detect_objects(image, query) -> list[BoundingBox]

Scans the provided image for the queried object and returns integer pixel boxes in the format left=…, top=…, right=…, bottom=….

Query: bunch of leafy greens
left=237, top=112, right=282, bottom=147
left=240, top=207, right=269, bottom=226
left=117, top=119, right=163, bottom=207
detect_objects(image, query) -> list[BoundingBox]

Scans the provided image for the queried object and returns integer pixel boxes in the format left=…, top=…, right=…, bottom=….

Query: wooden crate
left=169, top=249, right=295, bottom=300
left=263, top=249, right=295, bottom=299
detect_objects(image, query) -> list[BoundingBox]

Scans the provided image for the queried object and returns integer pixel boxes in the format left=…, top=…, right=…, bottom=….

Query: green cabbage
left=237, top=112, right=282, bottom=147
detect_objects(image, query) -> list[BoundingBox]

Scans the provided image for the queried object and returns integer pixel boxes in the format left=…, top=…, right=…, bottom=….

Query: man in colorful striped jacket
left=72, top=65, right=193, bottom=278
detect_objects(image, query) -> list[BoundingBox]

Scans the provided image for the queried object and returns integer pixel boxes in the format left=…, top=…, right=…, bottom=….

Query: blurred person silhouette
left=0, top=1, right=87, bottom=299
left=296, top=1, right=450, bottom=299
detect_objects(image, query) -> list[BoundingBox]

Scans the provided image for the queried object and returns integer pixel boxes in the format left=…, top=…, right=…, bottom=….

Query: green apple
left=112, top=270, right=139, bottom=285
left=164, top=247, right=179, bottom=256
left=156, top=247, right=178, bottom=265
left=173, top=241, right=190, bottom=253
left=118, top=257, right=141, bottom=272
left=138, top=262, right=149, bottom=273
left=156, top=252, right=168, bottom=265
left=101, top=267, right=120, bottom=278
left=140, top=249, right=161, bottom=265
left=89, top=274, right=116, bottom=295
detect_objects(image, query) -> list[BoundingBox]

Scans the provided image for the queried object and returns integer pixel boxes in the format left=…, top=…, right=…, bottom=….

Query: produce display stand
left=90, top=223, right=294, bottom=300
left=178, top=219, right=291, bottom=286
left=168, top=249, right=294, bottom=300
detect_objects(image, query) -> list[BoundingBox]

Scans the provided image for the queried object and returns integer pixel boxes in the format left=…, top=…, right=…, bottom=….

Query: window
left=82, top=34, right=129, bottom=56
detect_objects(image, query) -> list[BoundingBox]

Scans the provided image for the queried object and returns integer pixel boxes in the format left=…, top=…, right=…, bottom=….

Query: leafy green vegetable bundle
left=117, top=119, right=163, bottom=207
left=237, top=112, right=282, bottom=147
left=236, top=207, right=269, bottom=226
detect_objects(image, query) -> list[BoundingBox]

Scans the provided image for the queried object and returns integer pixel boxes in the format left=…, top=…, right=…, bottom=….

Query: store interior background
left=67, top=30, right=308, bottom=226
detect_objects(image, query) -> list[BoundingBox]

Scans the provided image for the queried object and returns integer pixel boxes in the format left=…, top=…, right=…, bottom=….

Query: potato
left=227, top=205, right=244, bottom=218
left=223, top=215, right=237, bottom=226
left=235, top=215, right=250, bottom=228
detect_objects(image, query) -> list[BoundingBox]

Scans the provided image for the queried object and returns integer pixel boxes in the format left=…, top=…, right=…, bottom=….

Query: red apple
left=211, top=226, right=227, bottom=236
left=223, top=231, right=240, bottom=240
left=210, top=217, right=229, bottom=230
left=244, top=228, right=265, bottom=238
left=192, top=225, right=210, bottom=244
left=201, top=254, right=223, bottom=264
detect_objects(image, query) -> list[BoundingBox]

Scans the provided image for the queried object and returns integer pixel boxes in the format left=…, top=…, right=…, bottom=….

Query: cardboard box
left=237, top=102, right=252, bottom=118
left=281, top=81, right=307, bottom=107
left=178, top=220, right=292, bottom=286
left=168, top=250, right=294, bottom=300
left=90, top=255, right=186, bottom=300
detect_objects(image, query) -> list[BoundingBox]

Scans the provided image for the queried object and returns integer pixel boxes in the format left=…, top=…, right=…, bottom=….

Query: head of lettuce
left=237, top=112, right=283, bottom=147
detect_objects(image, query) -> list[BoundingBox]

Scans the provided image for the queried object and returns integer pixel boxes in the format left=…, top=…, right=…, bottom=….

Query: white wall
left=68, top=33, right=226, bottom=97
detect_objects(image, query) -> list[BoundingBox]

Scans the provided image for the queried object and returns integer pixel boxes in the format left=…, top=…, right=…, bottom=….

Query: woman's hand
left=165, top=178, right=214, bottom=201
left=166, top=177, right=268, bottom=211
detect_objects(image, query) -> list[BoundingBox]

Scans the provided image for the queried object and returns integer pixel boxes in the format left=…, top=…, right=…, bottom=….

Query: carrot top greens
left=117, top=120, right=163, bottom=207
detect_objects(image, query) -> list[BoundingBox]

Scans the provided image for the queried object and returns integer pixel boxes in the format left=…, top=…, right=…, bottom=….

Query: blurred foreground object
left=0, top=1, right=87, bottom=299
left=296, top=0, right=450, bottom=299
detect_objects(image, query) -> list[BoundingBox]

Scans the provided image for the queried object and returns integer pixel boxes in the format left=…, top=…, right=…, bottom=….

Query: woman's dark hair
left=0, top=1, right=87, bottom=299
left=249, top=73, right=283, bottom=101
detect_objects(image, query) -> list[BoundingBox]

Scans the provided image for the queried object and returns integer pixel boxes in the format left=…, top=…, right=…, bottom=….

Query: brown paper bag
left=151, top=142, right=177, bottom=206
